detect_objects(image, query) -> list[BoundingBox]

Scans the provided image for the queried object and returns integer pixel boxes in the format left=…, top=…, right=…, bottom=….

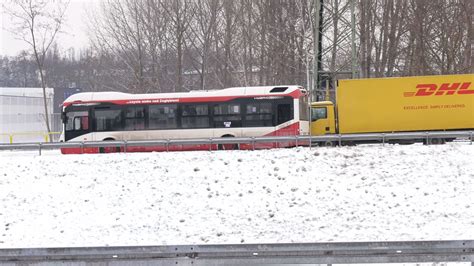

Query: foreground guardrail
left=0, top=240, right=472, bottom=265
left=0, top=130, right=472, bottom=155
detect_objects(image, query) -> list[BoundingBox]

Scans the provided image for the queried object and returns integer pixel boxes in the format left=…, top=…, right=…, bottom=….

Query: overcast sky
left=0, top=0, right=97, bottom=57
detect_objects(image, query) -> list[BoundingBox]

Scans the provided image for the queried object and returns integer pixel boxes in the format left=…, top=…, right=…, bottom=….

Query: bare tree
left=0, top=51, right=38, bottom=87
left=236, top=0, right=257, bottom=86
left=139, top=0, right=168, bottom=92
left=187, top=0, right=221, bottom=90
left=12, top=0, right=465, bottom=96
left=90, top=0, right=150, bottom=93
left=4, top=0, right=69, bottom=140
left=162, top=0, right=193, bottom=92
left=462, top=0, right=473, bottom=73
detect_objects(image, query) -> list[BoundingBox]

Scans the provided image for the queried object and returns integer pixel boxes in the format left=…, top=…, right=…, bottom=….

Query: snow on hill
left=0, top=143, right=473, bottom=248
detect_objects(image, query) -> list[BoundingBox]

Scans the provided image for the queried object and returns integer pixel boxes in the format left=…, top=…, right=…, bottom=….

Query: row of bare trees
left=357, top=0, right=472, bottom=78
left=86, top=0, right=316, bottom=93
left=2, top=0, right=472, bottom=94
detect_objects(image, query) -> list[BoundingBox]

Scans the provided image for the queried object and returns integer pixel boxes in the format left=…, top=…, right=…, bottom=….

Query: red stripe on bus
left=63, top=90, right=304, bottom=107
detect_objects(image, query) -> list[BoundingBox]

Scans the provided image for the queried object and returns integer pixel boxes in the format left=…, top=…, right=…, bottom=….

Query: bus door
left=63, top=109, right=91, bottom=141
left=275, top=98, right=295, bottom=135
left=311, top=103, right=336, bottom=135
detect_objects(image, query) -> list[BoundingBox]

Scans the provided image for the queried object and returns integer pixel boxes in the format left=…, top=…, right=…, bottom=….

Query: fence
left=0, top=130, right=471, bottom=155
left=0, top=113, right=62, bottom=144
left=0, top=131, right=61, bottom=144
left=0, top=240, right=472, bottom=265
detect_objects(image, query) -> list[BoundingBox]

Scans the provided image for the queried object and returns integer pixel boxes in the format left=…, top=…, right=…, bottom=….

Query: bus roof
left=63, top=85, right=305, bottom=107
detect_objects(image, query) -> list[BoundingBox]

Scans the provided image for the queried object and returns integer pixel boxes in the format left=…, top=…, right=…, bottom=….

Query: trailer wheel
left=321, top=140, right=335, bottom=147
left=428, top=138, right=445, bottom=145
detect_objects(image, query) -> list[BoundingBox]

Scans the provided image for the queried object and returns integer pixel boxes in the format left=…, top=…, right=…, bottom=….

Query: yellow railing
left=0, top=131, right=61, bottom=144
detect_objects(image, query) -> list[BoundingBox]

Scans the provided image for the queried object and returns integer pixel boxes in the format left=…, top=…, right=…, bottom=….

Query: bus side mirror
left=61, top=112, right=67, bottom=123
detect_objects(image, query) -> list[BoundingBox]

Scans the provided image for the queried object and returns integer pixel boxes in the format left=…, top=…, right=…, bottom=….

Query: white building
left=0, top=87, right=56, bottom=143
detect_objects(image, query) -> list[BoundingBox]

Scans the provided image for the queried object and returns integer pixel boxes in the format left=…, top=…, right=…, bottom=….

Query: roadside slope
left=0, top=144, right=472, bottom=247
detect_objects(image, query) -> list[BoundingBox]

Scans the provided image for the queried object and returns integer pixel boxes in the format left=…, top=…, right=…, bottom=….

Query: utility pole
left=351, top=0, right=357, bottom=79
left=312, top=0, right=322, bottom=102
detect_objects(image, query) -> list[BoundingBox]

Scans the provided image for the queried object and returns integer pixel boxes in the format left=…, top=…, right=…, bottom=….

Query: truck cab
left=310, top=101, right=336, bottom=135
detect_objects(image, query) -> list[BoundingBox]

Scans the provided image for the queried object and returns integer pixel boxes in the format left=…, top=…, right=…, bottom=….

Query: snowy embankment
left=0, top=143, right=473, bottom=248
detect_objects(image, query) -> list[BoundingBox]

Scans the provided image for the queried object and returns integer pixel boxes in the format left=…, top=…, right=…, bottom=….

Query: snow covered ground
left=0, top=143, right=473, bottom=249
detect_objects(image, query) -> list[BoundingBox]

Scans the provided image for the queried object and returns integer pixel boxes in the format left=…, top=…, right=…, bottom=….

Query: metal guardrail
left=0, top=240, right=472, bottom=265
left=0, top=130, right=472, bottom=155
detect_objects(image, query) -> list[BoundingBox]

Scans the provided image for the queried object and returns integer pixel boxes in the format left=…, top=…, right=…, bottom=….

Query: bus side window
left=81, top=116, right=89, bottom=130
left=311, top=107, right=327, bottom=122
left=94, top=109, right=123, bottom=131
left=66, top=111, right=89, bottom=131
left=74, top=117, right=82, bottom=130
left=277, top=104, right=293, bottom=125
left=244, top=102, right=273, bottom=127
left=181, top=104, right=209, bottom=128
left=72, top=116, right=89, bottom=131
left=213, top=103, right=241, bottom=128
left=149, top=104, right=177, bottom=129
left=66, top=116, right=74, bottom=131
left=125, top=107, right=146, bottom=130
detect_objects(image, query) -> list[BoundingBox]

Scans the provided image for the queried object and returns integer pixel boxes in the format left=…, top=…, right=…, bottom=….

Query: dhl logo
left=404, top=82, right=473, bottom=97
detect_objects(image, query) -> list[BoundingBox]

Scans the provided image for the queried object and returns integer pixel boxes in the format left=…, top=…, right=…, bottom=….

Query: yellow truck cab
left=310, top=101, right=336, bottom=135
left=310, top=73, right=474, bottom=145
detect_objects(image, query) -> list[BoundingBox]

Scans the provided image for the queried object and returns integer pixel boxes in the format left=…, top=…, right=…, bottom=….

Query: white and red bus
left=60, top=85, right=309, bottom=153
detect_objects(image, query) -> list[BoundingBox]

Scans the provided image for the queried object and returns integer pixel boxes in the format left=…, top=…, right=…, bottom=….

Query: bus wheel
left=100, top=138, right=119, bottom=153
left=218, top=135, right=238, bottom=150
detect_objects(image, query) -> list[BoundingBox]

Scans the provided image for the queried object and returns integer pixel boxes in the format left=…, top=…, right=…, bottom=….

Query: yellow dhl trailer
left=310, top=74, right=474, bottom=144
